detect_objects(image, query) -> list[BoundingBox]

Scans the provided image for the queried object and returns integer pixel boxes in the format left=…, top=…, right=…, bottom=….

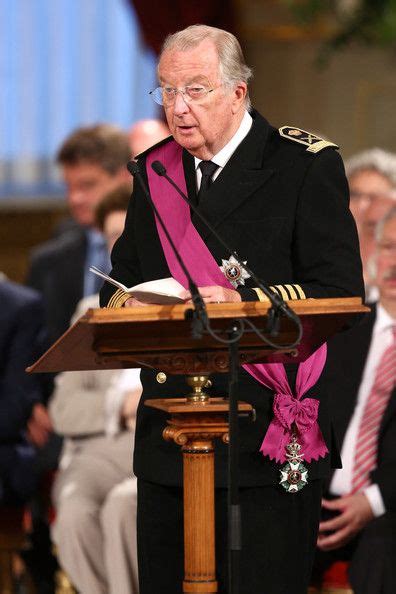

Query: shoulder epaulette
left=279, top=126, right=339, bottom=153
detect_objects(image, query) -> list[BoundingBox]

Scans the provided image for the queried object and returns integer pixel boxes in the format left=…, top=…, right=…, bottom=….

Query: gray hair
left=345, top=148, right=396, bottom=187
left=160, top=25, right=253, bottom=110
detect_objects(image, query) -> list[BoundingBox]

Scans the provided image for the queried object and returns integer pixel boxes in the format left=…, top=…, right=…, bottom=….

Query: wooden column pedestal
left=145, top=396, right=252, bottom=594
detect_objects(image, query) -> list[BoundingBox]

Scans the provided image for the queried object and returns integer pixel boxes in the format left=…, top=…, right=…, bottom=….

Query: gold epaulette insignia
left=279, top=126, right=339, bottom=153
left=107, top=288, right=130, bottom=308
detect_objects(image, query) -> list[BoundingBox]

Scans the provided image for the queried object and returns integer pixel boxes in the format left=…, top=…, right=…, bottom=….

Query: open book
left=89, top=266, right=186, bottom=304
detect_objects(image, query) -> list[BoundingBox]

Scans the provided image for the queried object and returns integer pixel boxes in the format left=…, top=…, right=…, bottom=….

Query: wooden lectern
left=29, top=297, right=367, bottom=594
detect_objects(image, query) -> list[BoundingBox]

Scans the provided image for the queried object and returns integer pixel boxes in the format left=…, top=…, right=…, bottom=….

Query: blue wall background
left=0, top=0, right=158, bottom=199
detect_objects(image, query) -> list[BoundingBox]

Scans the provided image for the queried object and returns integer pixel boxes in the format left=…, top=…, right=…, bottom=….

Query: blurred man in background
left=346, top=148, right=396, bottom=299
left=314, top=207, right=396, bottom=593
left=27, top=124, right=131, bottom=344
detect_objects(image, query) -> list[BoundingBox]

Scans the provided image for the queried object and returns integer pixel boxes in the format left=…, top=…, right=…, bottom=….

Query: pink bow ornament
left=260, top=393, right=328, bottom=463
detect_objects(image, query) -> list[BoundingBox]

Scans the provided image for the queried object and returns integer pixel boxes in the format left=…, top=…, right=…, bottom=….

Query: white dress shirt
left=194, top=110, right=253, bottom=191
left=330, top=303, right=395, bottom=516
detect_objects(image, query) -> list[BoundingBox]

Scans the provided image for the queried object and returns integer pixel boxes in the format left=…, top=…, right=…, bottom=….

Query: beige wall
left=236, top=0, right=396, bottom=159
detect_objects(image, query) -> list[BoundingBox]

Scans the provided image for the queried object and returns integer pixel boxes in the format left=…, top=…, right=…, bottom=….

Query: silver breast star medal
left=220, top=255, right=250, bottom=288
left=279, top=435, right=308, bottom=493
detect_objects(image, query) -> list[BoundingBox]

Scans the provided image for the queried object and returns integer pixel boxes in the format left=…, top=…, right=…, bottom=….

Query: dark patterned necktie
left=197, top=160, right=218, bottom=203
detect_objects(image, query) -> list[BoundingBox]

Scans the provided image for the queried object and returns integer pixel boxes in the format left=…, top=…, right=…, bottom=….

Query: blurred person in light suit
left=50, top=185, right=140, bottom=594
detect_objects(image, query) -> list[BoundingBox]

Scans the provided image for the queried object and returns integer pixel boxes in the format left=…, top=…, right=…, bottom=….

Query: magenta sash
left=146, top=141, right=328, bottom=463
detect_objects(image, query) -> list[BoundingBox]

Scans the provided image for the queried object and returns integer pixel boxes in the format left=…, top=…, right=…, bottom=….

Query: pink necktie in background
left=351, top=326, right=396, bottom=493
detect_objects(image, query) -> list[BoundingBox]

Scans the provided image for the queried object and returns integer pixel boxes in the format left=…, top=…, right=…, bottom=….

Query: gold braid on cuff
left=106, top=288, right=130, bottom=308
left=253, top=284, right=306, bottom=302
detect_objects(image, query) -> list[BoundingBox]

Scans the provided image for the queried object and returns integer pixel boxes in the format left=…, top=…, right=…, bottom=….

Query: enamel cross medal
left=279, top=432, right=308, bottom=493
left=220, top=255, right=250, bottom=288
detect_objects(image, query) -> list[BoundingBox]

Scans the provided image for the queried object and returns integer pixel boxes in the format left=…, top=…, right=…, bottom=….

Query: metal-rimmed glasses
left=378, top=242, right=396, bottom=256
left=149, top=85, right=217, bottom=106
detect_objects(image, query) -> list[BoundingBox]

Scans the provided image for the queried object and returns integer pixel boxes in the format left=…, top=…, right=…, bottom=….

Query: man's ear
left=231, top=82, right=247, bottom=114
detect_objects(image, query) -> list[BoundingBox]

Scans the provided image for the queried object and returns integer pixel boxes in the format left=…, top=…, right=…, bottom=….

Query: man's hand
left=27, top=403, right=53, bottom=448
left=124, top=297, right=149, bottom=307
left=180, top=285, right=242, bottom=303
left=317, top=493, right=374, bottom=551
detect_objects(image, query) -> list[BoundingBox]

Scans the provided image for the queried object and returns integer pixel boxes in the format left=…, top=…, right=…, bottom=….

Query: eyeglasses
left=350, top=190, right=396, bottom=203
left=378, top=242, right=396, bottom=255
left=149, top=85, right=217, bottom=106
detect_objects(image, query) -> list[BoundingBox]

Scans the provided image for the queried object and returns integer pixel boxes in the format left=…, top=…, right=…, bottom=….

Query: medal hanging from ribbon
left=244, top=345, right=328, bottom=492
left=279, top=432, right=308, bottom=493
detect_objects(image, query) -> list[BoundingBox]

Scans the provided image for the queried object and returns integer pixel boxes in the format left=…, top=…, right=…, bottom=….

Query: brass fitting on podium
left=185, top=375, right=212, bottom=403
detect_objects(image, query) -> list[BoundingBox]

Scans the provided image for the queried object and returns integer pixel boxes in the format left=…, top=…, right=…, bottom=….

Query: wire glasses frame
left=149, top=85, right=216, bottom=106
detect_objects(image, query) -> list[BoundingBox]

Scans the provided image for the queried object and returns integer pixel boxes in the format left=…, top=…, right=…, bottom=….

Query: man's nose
left=68, top=189, right=85, bottom=205
left=173, top=91, right=190, bottom=115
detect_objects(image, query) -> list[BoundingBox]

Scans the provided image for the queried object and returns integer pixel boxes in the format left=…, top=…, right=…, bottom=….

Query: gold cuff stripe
left=268, top=284, right=306, bottom=301
left=107, top=288, right=123, bottom=308
left=269, top=285, right=281, bottom=298
left=115, top=292, right=130, bottom=308
left=107, top=288, right=130, bottom=308
left=292, top=284, right=306, bottom=299
left=252, top=288, right=269, bottom=302
left=284, top=284, right=300, bottom=300
left=273, top=284, right=289, bottom=301
left=282, top=284, right=294, bottom=300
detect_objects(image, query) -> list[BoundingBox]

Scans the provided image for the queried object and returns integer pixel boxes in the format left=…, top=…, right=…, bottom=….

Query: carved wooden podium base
left=145, top=392, right=252, bottom=594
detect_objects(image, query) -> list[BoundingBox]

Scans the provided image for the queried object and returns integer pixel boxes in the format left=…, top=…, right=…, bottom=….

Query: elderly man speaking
left=100, top=24, right=364, bottom=594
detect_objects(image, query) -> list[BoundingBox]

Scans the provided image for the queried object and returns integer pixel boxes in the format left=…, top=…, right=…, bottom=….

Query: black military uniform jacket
left=100, top=110, right=364, bottom=488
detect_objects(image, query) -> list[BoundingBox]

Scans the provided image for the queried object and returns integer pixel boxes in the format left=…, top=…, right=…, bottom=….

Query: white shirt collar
left=374, top=301, right=396, bottom=334
left=194, top=110, right=253, bottom=173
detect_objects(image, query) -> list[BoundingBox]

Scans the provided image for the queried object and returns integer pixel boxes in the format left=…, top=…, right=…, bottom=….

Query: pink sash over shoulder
left=145, top=141, right=328, bottom=464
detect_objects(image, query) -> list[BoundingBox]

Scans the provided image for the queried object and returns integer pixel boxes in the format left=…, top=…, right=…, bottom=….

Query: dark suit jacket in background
left=100, top=110, right=365, bottom=490
left=0, top=280, right=47, bottom=503
left=319, top=304, right=396, bottom=593
left=26, top=226, right=87, bottom=345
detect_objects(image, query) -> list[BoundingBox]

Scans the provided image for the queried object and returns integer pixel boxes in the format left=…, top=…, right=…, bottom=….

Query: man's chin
left=73, top=214, right=94, bottom=228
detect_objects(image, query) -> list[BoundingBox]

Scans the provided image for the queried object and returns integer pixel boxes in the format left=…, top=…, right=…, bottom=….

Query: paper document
left=89, top=266, right=186, bottom=304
